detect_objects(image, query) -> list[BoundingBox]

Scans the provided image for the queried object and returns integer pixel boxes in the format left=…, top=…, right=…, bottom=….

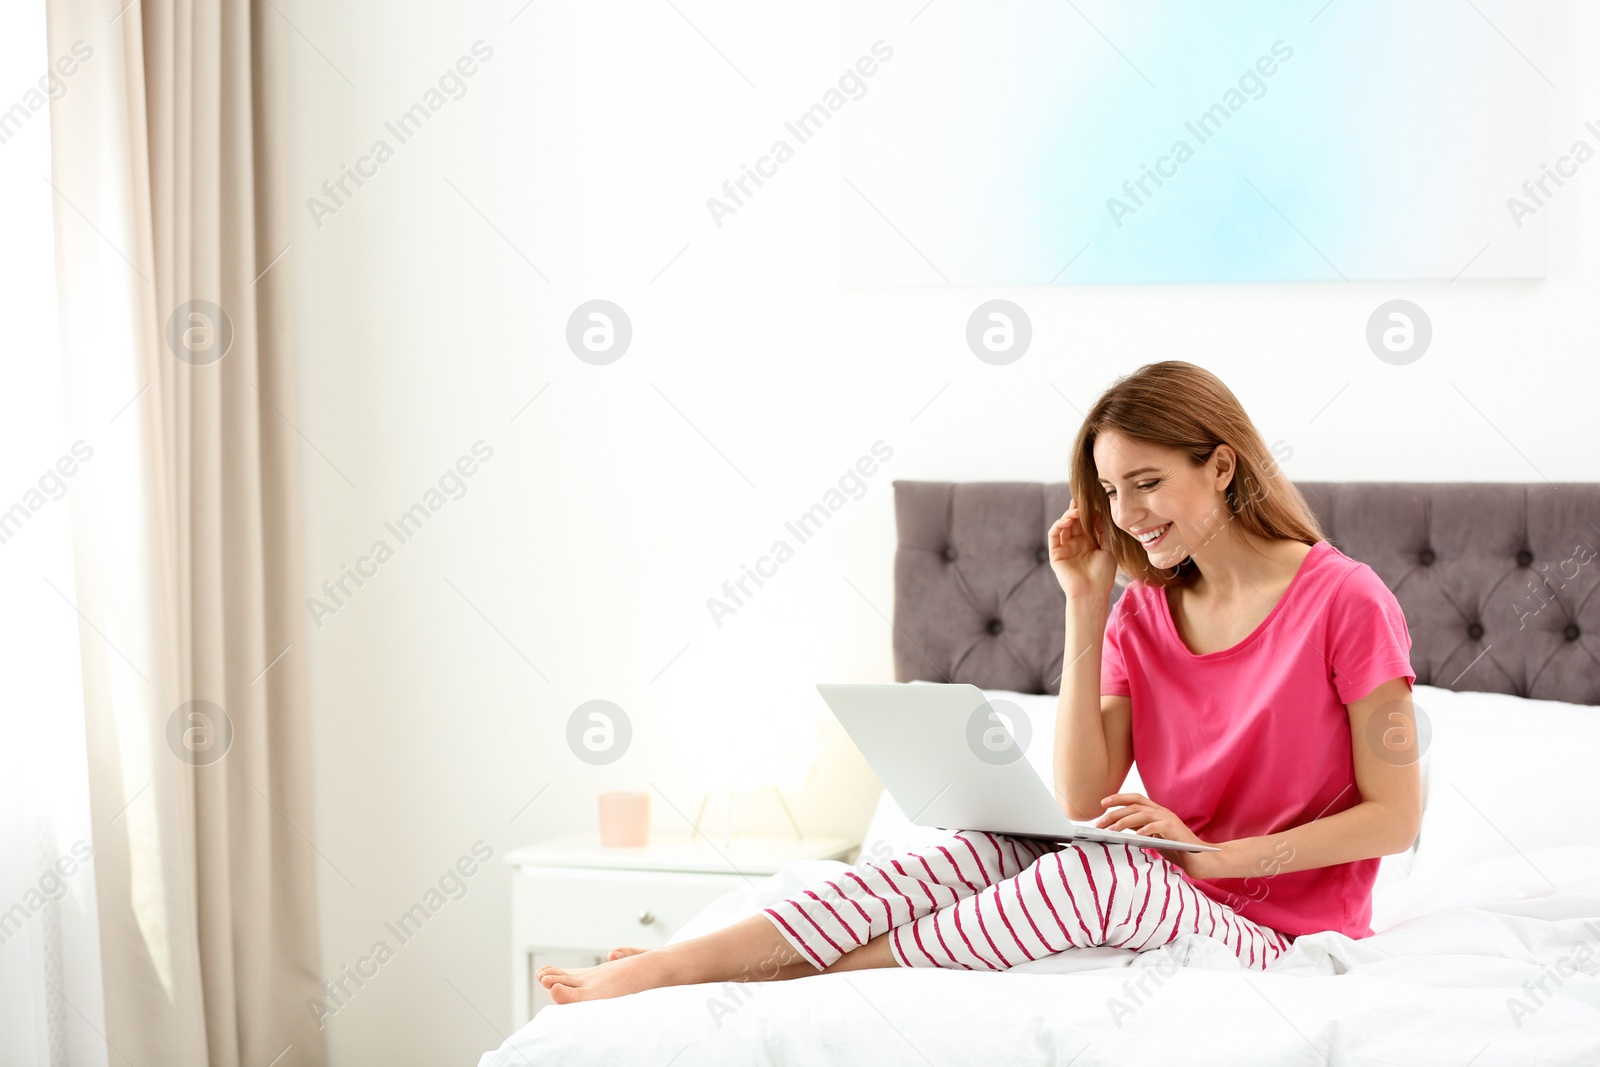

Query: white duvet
left=479, top=844, right=1600, bottom=1066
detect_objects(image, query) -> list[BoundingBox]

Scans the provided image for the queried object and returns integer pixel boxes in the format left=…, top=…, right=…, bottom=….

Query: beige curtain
left=46, top=1, right=324, bottom=1065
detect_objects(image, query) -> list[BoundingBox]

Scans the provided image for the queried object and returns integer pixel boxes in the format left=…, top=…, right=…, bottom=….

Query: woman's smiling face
left=1093, top=430, right=1230, bottom=566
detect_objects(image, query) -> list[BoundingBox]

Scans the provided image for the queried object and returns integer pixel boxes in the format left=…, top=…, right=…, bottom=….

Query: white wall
left=287, top=2, right=1599, bottom=1063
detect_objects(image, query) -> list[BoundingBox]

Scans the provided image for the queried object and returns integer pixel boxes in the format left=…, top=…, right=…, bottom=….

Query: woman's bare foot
left=537, top=949, right=683, bottom=1004
left=531, top=946, right=647, bottom=1000
left=531, top=914, right=896, bottom=1005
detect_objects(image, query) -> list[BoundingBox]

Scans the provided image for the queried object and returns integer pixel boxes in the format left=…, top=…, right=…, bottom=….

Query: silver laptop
left=817, top=682, right=1216, bottom=853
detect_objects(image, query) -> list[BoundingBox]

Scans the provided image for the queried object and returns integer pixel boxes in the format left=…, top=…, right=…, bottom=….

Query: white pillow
left=1405, top=683, right=1600, bottom=880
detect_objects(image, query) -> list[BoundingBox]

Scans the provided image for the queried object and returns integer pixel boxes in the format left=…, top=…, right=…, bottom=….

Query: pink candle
left=598, top=791, right=651, bottom=847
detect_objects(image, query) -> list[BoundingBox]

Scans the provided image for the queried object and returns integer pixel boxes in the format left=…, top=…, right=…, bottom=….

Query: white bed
left=479, top=683, right=1600, bottom=1066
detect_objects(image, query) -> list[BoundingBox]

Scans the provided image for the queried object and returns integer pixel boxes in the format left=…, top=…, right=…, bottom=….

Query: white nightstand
left=506, top=832, right=857, bottom=1025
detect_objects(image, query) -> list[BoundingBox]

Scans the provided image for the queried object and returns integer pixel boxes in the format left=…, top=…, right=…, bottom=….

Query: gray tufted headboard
left=891, top=481, right=1600, bottom=705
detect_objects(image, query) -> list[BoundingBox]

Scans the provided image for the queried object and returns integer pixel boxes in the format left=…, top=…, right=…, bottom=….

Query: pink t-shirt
left=1100, top=539, right=1416, bottom=939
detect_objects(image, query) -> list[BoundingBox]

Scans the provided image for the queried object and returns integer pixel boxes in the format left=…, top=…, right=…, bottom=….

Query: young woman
left=537, top=360, right=1422, bottom=1001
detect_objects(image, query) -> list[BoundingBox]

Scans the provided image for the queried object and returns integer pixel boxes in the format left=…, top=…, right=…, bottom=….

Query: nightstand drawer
left=519, top=867, right=746, bottom=952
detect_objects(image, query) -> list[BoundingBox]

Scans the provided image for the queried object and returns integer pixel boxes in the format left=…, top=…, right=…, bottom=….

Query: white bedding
left=479, top=843, right=1600, bottom=1066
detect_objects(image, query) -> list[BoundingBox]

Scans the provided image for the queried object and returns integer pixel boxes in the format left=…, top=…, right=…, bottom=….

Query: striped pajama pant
left=761, top=830, right=1294, bottom=973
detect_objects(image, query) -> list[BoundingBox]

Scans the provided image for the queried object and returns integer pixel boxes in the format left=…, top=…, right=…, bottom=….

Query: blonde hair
left=1068, top=360, right=1324, bottom=589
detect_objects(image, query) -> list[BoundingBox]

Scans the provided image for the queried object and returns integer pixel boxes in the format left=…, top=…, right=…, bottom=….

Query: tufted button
left=986, top=618, right=1004, bottom=636
left=1037, top=547, right=1048, bottom=564
left=1516, top=550, right=1533, bottom=567
left=1467, top=622, right=1484, bottom=640
left=1565, top=623, right=1581, bottom=641
left=1418, top=548, right=1435, bottom=566
left=942, top=546, right=956, bottom=562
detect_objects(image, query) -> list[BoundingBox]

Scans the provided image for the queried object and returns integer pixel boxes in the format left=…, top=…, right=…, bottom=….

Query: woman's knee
left=1027, top=845, right=1109, bottom=944
left=1037, top=841, right=1155, bottom=940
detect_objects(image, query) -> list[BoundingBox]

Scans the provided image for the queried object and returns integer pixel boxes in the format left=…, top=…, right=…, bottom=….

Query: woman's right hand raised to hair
left=1047, top=504, right=1118, bottom=602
